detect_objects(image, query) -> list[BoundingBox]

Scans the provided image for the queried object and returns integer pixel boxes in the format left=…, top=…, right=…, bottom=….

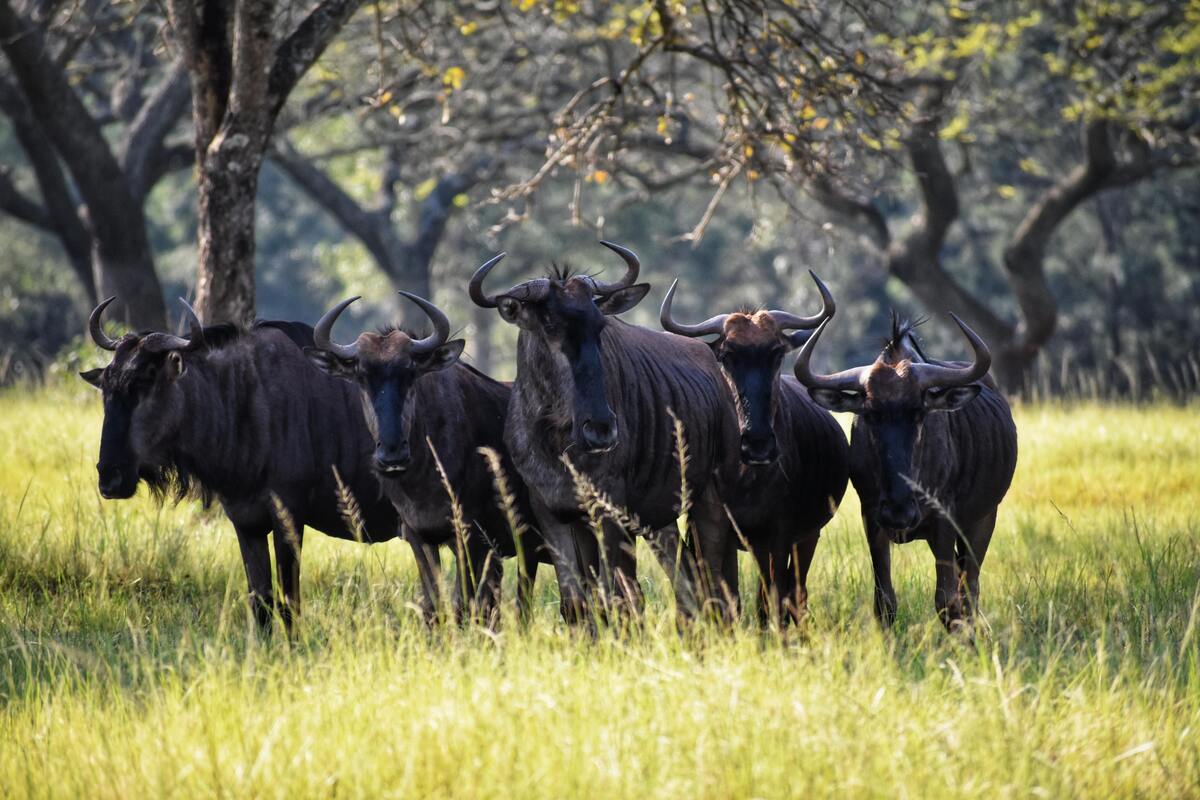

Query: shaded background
left=1, top=0, right=1196, bottom=394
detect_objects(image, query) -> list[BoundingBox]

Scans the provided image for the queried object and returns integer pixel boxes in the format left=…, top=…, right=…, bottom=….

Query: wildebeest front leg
left=786, top=530, right=820, bottom=625
left=533, top=500, right=597, bottom=625
left=864, top=515, right=897, bottom=628
left=235, top=524, right=274, bottom=631
left=454, top=534, right=502, bottom=627
left=958, top=510, right=996, bottom=624
left=929, top=521, right=966, bottom=632
left=691, top=486, right=739, bottom=622
left=273, top=525, right=304, bottom=633
left=646, top=524, right=700, bottom=621
left=516, top=545, right=540, bottom=622
left=600, top=518, right=643, bottom=620
left=748, top=534, right=787, bottom=628
left=408, top=531, right=444, bottom=624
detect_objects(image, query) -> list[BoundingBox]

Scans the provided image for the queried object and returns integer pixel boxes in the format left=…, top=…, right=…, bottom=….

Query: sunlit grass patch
left=0, top=386, right=1198, bottom=797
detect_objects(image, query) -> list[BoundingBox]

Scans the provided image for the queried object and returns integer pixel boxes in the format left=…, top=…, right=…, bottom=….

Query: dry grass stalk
left=427, top=437, right=476, bottom=609
left=331, top=465, right=366, bottom=544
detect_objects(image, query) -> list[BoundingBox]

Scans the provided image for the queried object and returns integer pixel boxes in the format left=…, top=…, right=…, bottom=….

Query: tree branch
left=0, top=167, right=50, bottom=230
left=267, top=0, right=364, bottom=122
left=120, top=60, right=192, bottom=202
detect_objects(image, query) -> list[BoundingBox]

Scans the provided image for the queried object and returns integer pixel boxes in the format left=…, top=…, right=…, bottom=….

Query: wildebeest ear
left=924, top=384, right=981, bottom=412
left=497, top=297, right=522, bottom=324
left=596, top=283, right=651, bottom=316
left=421, top=339, right=465, bottom=372
left=79, top=368, right=104, bottom=388
left=808, top=388, right=865, bottom=413
left=166, top=351, right=187, bottom=381
left=303, top=346, right=356, bottom=378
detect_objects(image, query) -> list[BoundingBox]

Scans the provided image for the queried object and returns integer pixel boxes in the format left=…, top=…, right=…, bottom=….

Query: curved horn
left=659, top=279, right=729, bottom=338
left=89, top=297, right=119, bottom=351
left=178, top=297, right=204, bottom=341
left=769, top=270, right=835, bottom=331
left=469, top=253, right=506, bottom=308
left=791, top=317, right=869, bottom=392
left=592, top=240, right=640, bottom=294
left=313, top=296, right=361, bottom=360
left=400, top=291, right=451, bottom=354
left=912, top=313, right=991, bottom=390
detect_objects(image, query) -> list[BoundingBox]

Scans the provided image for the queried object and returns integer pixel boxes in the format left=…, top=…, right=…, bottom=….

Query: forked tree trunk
left=168, top=0, right=363, bottom=326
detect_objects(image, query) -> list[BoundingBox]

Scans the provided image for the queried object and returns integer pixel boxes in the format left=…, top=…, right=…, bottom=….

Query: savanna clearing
left=0, top=385, right=1197, bottom=798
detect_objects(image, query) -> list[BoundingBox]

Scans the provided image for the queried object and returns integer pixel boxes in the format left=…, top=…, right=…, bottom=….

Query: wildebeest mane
left=142, top=459, right=218, bottom=508
left=884, top=311, right=929, bottom=361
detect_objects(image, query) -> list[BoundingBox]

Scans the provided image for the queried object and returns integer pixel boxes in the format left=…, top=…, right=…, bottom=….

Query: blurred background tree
left=0, top=0, right=1195, bottom=394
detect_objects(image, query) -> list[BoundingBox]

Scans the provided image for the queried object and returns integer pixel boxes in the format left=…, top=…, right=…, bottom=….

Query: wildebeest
left=659, top=273, right=850, bottom=624
left=306, top=291, right=547, bottom=624
left=469, top=242, right=741, bottom=623
left=792, top=312, right=1018, bottom=631
left=80, top=298, right=399, bottom=631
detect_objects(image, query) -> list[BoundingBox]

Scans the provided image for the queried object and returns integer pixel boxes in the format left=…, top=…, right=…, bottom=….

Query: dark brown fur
left=81, top=320, right=399, bottom=632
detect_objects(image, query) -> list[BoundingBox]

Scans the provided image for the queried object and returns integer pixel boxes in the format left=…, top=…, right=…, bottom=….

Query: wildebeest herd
left=81, top=242, right=1018, bottom=634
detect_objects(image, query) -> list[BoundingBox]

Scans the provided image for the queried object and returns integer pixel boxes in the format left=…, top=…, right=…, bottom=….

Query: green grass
left=1, top=385, right=1198, bottom=798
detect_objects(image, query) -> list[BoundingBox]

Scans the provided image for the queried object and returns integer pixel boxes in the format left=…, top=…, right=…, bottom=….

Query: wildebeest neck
left=153, top=341, right=271, bottom=503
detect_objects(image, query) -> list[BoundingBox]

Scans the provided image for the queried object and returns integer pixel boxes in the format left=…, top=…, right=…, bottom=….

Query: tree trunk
left=0, top=0, right=167, bottom=329
left=168, top=0, right=365, bottom=325
left=195, top=136, right=266, bottom=326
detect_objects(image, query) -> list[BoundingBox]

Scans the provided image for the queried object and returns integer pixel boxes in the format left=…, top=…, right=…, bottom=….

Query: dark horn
left=791, top=317, right=869, bottom=391
left=913, top=313, right=992, bottom=390
left=770, top=270, right=835, bottom=331
left=659, top=279, right=729, bottom=338
left=313, top=296, right=361, bottom=360
left=593, top=240, right=640, bottom=294
left=469, top=253, right=506, bottom=309
left=401, top=291, right=451, bottom=354
left=88, top=297, right=119, bottom=351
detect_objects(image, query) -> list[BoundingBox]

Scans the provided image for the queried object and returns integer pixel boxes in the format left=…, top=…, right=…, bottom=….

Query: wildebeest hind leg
left=235, top=524, right=274, bottom=632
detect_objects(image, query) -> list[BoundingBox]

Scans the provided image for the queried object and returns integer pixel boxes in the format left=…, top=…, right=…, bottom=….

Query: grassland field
left=0, top=383, right=1197, bottom=798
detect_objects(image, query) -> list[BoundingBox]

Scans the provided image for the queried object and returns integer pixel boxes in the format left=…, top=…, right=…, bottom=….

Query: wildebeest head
left=306, top=292, right=464, bottom=475
left=660, top=271, right=834, bottom=466
left=793, top=313, right=991, bottom=532
left=80, top=297, right=204, bottom=499
left=469, top=241, right=650, bottom=454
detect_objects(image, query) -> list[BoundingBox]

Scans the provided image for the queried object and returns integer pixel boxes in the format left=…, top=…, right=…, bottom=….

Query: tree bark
left=0, top=0, right=166, bottom=328
left=168, top=0, right=364, bottom=326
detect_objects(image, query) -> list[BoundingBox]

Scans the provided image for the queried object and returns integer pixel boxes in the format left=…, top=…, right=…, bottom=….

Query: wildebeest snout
left=578, top=415, right=618, bottom=453
left=739, top=432, right=780, bottom=465
left=373, top=442, right=412, bottom=474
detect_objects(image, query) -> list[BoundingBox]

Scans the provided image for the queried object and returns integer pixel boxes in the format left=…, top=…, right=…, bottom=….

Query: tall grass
left=0, top=385, right=1198, bottom=797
